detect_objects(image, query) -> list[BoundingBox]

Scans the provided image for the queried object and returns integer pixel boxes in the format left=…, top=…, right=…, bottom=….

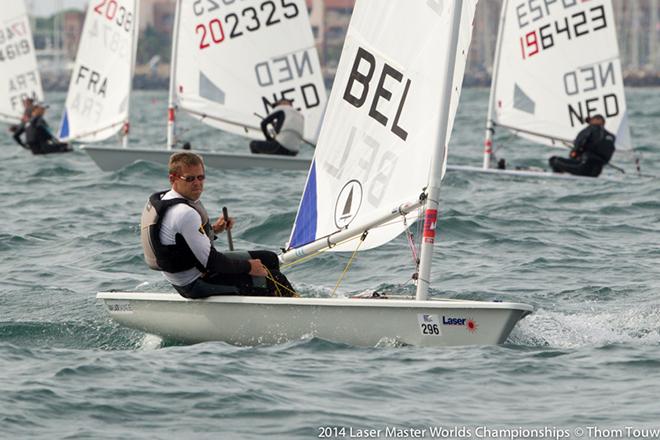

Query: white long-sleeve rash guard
left=158, top=190, right=249, bottom=286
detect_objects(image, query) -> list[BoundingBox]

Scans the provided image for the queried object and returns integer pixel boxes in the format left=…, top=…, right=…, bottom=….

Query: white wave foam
left=139, top=333, right=163, bottom=350
left=510, top=304, right=660, bottom=348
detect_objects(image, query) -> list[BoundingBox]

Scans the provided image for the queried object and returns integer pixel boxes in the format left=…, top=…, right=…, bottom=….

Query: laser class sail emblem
left=334, top=180, right=363, bottom=228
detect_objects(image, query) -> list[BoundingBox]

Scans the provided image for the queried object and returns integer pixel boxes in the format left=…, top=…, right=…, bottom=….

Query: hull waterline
left=98, top=292, right=533, bottom=347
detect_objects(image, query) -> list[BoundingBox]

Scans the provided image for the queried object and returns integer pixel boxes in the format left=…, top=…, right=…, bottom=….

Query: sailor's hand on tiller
left=212, top=216, right=234, bottom=233
left=248, top=259, right=268, bottom=277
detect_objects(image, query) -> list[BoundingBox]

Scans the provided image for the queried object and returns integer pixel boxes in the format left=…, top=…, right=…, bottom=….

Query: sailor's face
left=171, top=163, right=205, bottom=201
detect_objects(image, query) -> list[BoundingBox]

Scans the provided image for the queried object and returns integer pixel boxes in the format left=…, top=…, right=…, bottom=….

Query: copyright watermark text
left=316, top=425, right=660, bottom=439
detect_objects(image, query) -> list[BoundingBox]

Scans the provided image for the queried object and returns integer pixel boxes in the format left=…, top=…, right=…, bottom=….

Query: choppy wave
left=1, top=88, right=659, bottom=437
left=512, top=304, right=660, bottom=348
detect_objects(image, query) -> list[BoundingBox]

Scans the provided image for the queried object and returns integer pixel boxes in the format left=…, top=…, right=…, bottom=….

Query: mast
left=123, top=0, right=140, bottom=149
left=630, top=0, right=640, bottom=70
left=650, top=0, right=658, bottom=70
left=482, top=0, right=508, bottom=169
left=482, top=3, right=494, bottom=69
left=310, top=0, right=325, bottom=64
left=415, top=0, right=464, bottom=301
left=166, top=0, right=183, bottom=149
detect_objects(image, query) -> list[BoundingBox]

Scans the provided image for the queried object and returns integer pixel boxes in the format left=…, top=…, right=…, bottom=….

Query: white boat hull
left=446, top=164, right=620, bottom=181
left=97, top=292, right=533, bottom=347
left=82, top=145, right=312, bottom=171
left=83, top=145, right=493, bottom=174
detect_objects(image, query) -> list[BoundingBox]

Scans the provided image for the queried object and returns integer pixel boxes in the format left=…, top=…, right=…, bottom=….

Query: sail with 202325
left=83, top=0, right=327, bottom=171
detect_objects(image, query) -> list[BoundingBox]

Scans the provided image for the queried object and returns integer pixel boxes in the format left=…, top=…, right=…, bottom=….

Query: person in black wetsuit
left=249, top=98, right=304, bottom=156
left=24, top=103, right=71, bottom=155
left=141, top=152, right=296, bottom=299
left=549, top=114, right=616, bottom=177
left=9, top=97, right=34, bottom=149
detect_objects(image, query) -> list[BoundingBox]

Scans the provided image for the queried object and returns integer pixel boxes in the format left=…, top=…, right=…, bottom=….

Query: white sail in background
left=0, top=0, right=43, bottom=124
left=172, top=0, right=327, bottom=142
left=490, top=0, right=631, bottom=150
left=59, top=0, right=138, bottom=142
left=287, top=0, right=478, bottom=253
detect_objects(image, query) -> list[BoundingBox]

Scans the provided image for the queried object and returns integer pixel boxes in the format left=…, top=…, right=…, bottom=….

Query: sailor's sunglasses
left=177, top=174, right=206, bottom=182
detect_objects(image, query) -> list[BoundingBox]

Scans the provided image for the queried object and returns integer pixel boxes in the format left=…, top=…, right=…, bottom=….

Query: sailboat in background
left=451, top=0, right=633, bottom=179
left=58, top=0, right=139, bottom=147
left=0, top=0, right=44, bottom=124
left=97, top=0, right=532, bottom=347
left=84, top=0, right=327, bottom=172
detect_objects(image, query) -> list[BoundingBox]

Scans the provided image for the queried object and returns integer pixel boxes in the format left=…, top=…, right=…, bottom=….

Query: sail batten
left=489, top=0, right=632, bottom=152
left=0, top=1, right=43, bottom=124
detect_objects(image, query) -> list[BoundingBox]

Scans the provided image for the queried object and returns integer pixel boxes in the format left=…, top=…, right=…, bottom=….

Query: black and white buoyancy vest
left=141, top=190, right=215, bottom=273
left=275, top=105, right=304, bottom=153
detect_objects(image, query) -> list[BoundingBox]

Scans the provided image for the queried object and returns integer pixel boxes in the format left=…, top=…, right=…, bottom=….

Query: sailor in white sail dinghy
left=9, top=97, right=34, bottom=149
left=249, top=98, right=305, bottom=156
left=25, top=103, right=72, bottom=155
left=548, top=114, right=616, bottom=177
left=96, top=0, right=533, bottom=348
left=141, top=152, right=296, bottom=298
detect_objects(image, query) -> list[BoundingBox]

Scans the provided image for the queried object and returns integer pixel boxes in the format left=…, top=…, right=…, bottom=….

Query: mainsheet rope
left=330, top=231, right=368, bottom=297
left=280, top=211, right=425, bottom=295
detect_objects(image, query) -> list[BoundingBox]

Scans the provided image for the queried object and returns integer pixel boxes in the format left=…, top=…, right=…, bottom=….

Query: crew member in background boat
left=24, top=103, right=72, bottom=155
left=249, top=98, right=304, bottom=156
left=141, top=152, right=296, bottom=299
left=548, top=114, right=615, bottom=177
left=8, top=97, right=34, bottom=149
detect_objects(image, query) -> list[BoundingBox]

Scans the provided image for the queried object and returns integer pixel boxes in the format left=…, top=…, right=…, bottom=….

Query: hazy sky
left=28, top=0, right=87, bottom=17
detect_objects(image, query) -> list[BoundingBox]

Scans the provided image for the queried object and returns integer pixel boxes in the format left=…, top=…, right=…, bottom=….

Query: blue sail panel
left=290, top=161, right=318, bottom=248
left=58, top=109, right=69, bottom=139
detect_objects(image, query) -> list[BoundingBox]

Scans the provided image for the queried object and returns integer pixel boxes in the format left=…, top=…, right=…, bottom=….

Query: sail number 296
left=195, top=0, right=299, bottom=50
left=421, top=324, right=440, bottom=335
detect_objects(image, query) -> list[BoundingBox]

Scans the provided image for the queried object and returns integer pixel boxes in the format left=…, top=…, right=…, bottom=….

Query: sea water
left=1, top=89, right=659, bottom=439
